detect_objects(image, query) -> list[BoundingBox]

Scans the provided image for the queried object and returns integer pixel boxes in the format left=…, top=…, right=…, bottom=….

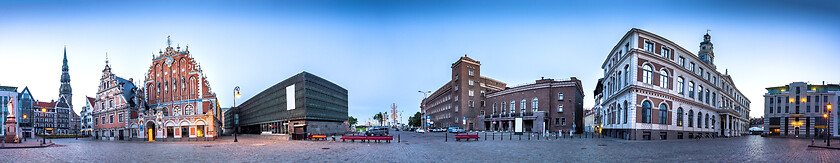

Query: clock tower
left=698, top=31, right=715, bottom=67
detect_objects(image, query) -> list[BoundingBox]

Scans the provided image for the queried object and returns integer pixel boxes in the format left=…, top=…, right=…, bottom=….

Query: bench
left=339, top=135, right=393, bottom=143
left=455, top=134, right=480, bottom=141
left=307, top=135, right=327, bottom=140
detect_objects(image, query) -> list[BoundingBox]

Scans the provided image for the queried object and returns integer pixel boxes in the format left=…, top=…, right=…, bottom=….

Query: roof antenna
left=105, top=52, right=109, bottom=66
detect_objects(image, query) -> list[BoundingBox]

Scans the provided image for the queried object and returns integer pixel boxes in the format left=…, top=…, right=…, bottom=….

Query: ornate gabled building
left=138, top=37, right=221, bottom=141
left=92, top=57, right=140, bottom=140
left=80, top=97, right=94, bottom=136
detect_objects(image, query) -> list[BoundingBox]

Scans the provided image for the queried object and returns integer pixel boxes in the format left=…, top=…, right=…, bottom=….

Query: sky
left=1, top=0, right=839, bottom=123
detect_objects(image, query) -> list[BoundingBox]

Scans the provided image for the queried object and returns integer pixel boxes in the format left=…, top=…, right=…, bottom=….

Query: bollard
left=492, top=133, right=495, bottom=140
left=485, top=133, right=487, bottom=140
left=528, top=133, right=531, bottom=140
left=519, top=134, right=521, bottom=140
left=445, top=132, right=448, bottom=142
left=556, top=132, right=558, bottom=139
left=510, top=133, right=512, bottom=140
left=398, top=135, right=401, bottom=143
left=538, top=133, right=540, bottom=140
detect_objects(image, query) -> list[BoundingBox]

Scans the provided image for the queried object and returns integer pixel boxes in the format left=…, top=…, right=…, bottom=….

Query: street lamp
left=41, top=108, right=46, bottom=144
left=828, top=103, right=833, bottom=146
left=418, top=90, right=430, bottom=129
left=234, top=86, right=241, bottom=142
left=22, top=114, right=27, bottom=141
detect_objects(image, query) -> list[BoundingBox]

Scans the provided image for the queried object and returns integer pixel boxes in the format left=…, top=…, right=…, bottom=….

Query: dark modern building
left=236, top=72, right=348, bottom=136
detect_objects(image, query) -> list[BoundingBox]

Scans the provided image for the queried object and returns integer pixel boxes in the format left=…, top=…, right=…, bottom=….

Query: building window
left=624, top=65, right=629, bottom=86
left=468, top=80, right=474, bottom=86
left=643, top=65, right=653, bottom=84
left=706, top=89, right=710, bottom=104
left=660, top=69, right=669, bottom=88
left=118, top=114, right=123, bottom=123
left=679, top=56, right=685, bottom=68
left=705, top=113, right=710, bottom=128
left=677, top=108, right=684, bottom=126
left=455, top=106, right=458, bottom=112
left=697, top=112, right=703, bottom=128
left=624, top=101, right=628, bottom=124
left=677, top=77, right=684, bottom=94
left=555, top=118, right=560, bottom=125
left=711, top=115, right=715, bottom=129
left=688, top=81, right=695, bottom=97
left=454, top=85, right=458, bottom=91
left=645, top=41, right=654, bottom=52
left=520, top=99, right=526, bottom=114
left=662, top=48, right=670, bottom=58
left=532, top=98, right=539, bottom=112
left=468, top=100, right=474, bottom=108
left=109, top=115, right=114, bottom=124
left=501, top=102, right=506, bottom=114
left=558, top=93, right=564, bottom=101
left=659, top=104, right=668, bottom=124
left=468, top=90, right=474, bottom=96
left=561, top=118, right=566, bottom=126
left=558, top=104, right=564, bottom=113
left=688, top=110, right=694, bottom=127
left=510, top=101, right=515, bottom=114
left=689, top=62, right=696, bottom=73
left=468, top=70, right=474, bottom=76
left=699, top=85, right=704, bottom=101
left=642, top=101, right=652, bottom=123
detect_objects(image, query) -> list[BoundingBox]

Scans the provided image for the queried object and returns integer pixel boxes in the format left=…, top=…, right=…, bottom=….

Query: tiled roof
left=87, top=96, right=96, bottom=105
left=34, top=101, right=56, bottom=108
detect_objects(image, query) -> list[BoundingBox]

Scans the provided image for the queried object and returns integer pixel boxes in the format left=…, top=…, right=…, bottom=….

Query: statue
left=4, top=100, right=20, bottom=143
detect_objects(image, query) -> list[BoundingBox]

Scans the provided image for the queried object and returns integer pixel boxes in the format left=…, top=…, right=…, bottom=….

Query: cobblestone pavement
left=1, top=131, right=839, bottom=162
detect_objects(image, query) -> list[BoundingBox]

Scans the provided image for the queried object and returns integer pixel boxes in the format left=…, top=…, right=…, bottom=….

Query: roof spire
left=105, top=52, right=110, bottom=66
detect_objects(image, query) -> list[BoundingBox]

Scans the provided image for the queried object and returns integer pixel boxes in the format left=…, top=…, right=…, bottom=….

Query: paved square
left=1, top=131, right=839, bottom=162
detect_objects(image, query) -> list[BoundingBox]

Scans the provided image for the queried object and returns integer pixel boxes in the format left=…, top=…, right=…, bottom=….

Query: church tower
left=59, top=46, right=73, bottom=108
left=698, top=31, right=715, bottom=66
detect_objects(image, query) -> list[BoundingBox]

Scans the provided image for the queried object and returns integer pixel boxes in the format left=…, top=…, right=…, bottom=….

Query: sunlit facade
left=598, top=28, right=751, bottom=140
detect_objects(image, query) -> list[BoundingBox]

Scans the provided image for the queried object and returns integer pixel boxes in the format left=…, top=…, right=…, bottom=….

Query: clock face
left=165, top=57, right=174, bottom=66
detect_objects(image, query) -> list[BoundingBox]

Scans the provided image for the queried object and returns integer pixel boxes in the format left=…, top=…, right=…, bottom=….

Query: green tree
left=348, top=116, right=358, bottom=126
left=373, top=112, right=384, bottom=126
left=409, top=111, right=422, bottom=127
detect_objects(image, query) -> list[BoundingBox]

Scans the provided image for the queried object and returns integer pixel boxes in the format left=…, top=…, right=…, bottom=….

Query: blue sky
left=1, top=0, right=839, bottom=122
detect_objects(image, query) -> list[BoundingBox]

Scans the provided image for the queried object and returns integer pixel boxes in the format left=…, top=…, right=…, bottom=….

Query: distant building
left=236, top=72, right=349, bottom=136
left=584, top=109, right=596, bottom=133
left=421, top=56, right=507, bottom=130
left=17, top=87, right=34, bottom=138
left=1, top=86, right=18, bottom=136
left=763, top=82, right=840, bottom=138
left=479, top=77, right=584, bottom=133
left=598, top=28, right=751, bottom=140
left=80, top=97, right=94, bottom=136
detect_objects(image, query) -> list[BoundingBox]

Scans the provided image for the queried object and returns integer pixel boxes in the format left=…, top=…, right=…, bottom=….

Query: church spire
left=59, top=46, right=73, bottom=107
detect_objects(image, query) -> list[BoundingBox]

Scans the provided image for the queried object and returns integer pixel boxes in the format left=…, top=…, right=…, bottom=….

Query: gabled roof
left=55, top=96, right=70, bottom=108
left=86, top=96, right=96, bottom=105
left=34, top=101, right=56, bottom=108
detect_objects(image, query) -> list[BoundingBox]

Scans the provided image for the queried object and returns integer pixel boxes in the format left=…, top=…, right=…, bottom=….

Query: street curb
left=807, top=145, right=840, bottom=150
left=0, top=143, right=54, bottom=149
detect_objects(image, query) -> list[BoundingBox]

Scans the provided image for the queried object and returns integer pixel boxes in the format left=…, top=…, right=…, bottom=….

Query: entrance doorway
left=795, top=127, right=800, bottom=137
left=146, top=121, right=156, bottom=141
left=119, top=130, right=124, bottom=140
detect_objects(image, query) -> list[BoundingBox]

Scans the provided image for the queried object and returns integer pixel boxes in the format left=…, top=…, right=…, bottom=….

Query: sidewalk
left=0, top=140, right=54, bottom=149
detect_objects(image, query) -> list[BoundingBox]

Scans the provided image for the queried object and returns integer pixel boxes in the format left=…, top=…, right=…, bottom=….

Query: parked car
left=365, top=127, right=390, bottom=136
left=448, top=127, right=465, bottom=133
left=416, top=128, right=426, bottom=133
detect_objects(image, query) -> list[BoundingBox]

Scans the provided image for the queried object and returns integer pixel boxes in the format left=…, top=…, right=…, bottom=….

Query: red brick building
left=138, top=37, right=221, bottom=141
left=480, top=77, right=585, bottom=133
left=421, top=56, right=506, bottom=130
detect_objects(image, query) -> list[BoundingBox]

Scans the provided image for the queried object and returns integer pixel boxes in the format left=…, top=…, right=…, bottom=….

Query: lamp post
left=41, top=108, right=46, bottom=144
left=828, top=103, right=833, bottom=146
left=418, top=91, right=430, bottom=129
left=234, top=86, right=241, bottom=142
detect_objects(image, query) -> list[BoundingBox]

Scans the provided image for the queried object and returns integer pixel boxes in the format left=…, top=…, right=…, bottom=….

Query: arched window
left=532, top=98, right=538, bottom=112
left=617, top=72, right=622, bottom=88
left=510, top=101, right=515, bottom=114
left=615, top=104, right=622, bottom=124
left=659, top=104, right=668, bottom=124
left=697, top=112, right=703, bottom=128
left=173, top=106, right=181, bottom=116
left=501, top=102, right=506, bottom=114
left=185, top=105, right=194, bottom=115
left=677, top=108, right=684, bottom=126
left=520, top=99, right=526, bottom=114
left=642, top=101, right=652, bottom=123
left=643, top=65, right=653, bottom=84
left=677, top=77, right=684, bottom=94
left=623, top=101, right=628, bottom=124
left=660, top=69, right=669, bottom=88
left=624, top=65, right=629, bottom=86
left=688, top=110, right=694, bottom=127
left=492, top=103, right=497, bottom=114
left=688, top=81, right=695, bottom=97
left=705, top=113, right=710, bottom=128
